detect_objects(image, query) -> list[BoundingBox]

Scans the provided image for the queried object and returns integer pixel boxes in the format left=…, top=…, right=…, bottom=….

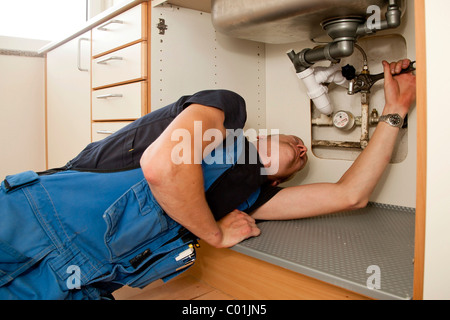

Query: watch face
left=390, top=115, right=402, bottom=126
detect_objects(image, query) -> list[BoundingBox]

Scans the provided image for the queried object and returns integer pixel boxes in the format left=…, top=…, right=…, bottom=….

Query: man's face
left=262, top=135, right=308, bottom=183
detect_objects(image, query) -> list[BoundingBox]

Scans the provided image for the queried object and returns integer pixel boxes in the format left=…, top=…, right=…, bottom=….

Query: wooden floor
left=112, top=274, right=235, bottom=300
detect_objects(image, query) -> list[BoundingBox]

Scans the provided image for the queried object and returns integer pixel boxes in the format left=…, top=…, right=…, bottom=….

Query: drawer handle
left=96, top=56, right=123, bottom=65
left=96, top=94, right=123, bottom=99
left=97, top=19, right=123, bottom=31
left=96, top=130, right=116, bottom=135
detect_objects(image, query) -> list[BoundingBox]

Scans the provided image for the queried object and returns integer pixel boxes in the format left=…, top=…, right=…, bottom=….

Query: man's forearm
left=148, top=163, right=224, bottom=247
left=140, top=104, right=226, bottom=247
left=251, top=118, right=404, bottom=221
left=337, top=116, right=402, bottom=207
left=338, top=61, right=416, bottom=205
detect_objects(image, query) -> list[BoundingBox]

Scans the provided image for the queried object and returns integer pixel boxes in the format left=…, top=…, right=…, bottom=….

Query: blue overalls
left=0, top=133, right=263, bottom=300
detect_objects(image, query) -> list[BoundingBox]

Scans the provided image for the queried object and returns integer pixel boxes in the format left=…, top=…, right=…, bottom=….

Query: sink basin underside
left=212, top=0, right=405, bottom=44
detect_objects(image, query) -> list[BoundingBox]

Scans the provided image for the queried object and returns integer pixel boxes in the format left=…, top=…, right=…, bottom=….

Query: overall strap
left=202, top=132, right=267, bottom=220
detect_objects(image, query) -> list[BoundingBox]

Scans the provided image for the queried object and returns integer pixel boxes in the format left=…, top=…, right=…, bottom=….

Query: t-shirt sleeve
left=243, top=184, right=284, bottom=215
left=65, top=90, right=247, bottom=172
left=179, top=90, right=247, bottom=130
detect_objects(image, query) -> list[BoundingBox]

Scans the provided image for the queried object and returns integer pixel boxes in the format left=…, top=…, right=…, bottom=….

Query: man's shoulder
left=181, top=90, right=247, bottom=130
left=184, top=90, right=245, bottom=106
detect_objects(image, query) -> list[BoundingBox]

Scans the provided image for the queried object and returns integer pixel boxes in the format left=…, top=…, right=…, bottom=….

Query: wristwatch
left=379, top=114, right=404, bottom=128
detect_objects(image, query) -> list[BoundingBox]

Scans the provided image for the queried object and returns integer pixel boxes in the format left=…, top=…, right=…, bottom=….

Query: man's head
left=255, top=134, right=308, bottom=186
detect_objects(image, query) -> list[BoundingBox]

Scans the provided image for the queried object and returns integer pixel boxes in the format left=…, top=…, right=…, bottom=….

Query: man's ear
left=270, top=180, right=280, bottom=187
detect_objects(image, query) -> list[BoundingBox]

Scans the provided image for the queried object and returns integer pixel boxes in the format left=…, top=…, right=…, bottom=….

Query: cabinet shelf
left=152, top=0, right=211, bottom=13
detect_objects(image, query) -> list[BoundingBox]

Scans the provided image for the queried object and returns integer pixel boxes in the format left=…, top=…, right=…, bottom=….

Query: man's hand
left=382, top=59, right=417, bottom=117
left=215, top=210, right=261, bottom=248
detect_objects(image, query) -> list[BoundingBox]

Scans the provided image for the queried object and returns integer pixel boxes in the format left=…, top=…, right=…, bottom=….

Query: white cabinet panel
left=92, top=4, right=145, bottom=56
left=92, top=81, right=146, bottom=120
left=92, top=42, right=146, bottom=88
left=46, top=32, right=91, bottom=168
left=150, top=5, right=266, bottom=130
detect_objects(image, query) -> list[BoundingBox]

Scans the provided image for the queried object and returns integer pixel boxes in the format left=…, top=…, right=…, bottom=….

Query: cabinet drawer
left=92, top=121, right=133, bottom=142
left=92, top=4, right=146, bottom=56
left=92, top=42, right=147, bottom=89
left=92, top=81, right=146, bottom=121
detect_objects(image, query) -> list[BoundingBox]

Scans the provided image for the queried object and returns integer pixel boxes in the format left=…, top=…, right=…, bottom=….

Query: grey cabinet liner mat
left=233, top=202, right=415, bottom=300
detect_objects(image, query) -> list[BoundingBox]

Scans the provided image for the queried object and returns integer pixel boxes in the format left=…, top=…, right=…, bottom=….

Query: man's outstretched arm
left=140, top=104, right=260, bottom=248
left=252, top=59, right=417, bottom=221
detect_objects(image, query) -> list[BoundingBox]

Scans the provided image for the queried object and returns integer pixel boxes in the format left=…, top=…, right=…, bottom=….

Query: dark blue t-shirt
left=65, top=90, right=281, bottom=219
left=68, top=90, right=247, bottom=171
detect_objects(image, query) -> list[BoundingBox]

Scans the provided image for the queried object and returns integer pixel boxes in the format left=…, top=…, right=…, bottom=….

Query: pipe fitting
left=297, top=64, right=349, bottom=115
left=314, top=64, right=348, bottom=87
left=386, top=4, right=402, bottom=28
left=330, top=40, right=355, bottom=59
left=287, top=0, right=402, bottom=70
left=287, top=49, right=313, bottom=73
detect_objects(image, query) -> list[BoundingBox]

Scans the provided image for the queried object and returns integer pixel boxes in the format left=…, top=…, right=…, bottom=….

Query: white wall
left=0, top=53, right=46, bottom=179
left=0, top=36, right=47, bottom=179
left=423, top=0, right=450, bottom=300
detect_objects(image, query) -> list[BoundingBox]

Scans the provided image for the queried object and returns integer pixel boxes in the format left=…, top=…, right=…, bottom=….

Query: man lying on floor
left=0, top=59, right=416, bottom=299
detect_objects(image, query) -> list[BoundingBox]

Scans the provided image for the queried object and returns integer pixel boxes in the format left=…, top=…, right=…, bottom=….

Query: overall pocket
left=0, top=240, right=52, bottom=288
left=127, top=241, right=197, bottom=289
left=103, top=179, right=169, bottom=262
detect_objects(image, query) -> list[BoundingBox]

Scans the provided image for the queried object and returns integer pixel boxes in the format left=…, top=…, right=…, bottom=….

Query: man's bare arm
left=251, top=59, right=417, bottom=221
left=140, top=104, right=260, bottom=248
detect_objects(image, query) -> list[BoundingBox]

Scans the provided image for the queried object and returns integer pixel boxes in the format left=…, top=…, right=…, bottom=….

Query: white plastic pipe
left=297, top=68, right=332, bottom=115
left=314, top=65, right=348, bottom=87
left=297, top=65, right=348, bottom=115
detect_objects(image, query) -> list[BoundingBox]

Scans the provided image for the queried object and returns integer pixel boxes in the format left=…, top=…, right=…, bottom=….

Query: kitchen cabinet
left=91, top=2, right=149, bottom=141
left=45, top=3, right=149, bottom=163
left=46, top=32, right=91, bottom=168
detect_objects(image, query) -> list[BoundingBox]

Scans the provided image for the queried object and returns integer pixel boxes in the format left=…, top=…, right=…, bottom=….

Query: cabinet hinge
left=157, top=18, right=168, bottom=35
